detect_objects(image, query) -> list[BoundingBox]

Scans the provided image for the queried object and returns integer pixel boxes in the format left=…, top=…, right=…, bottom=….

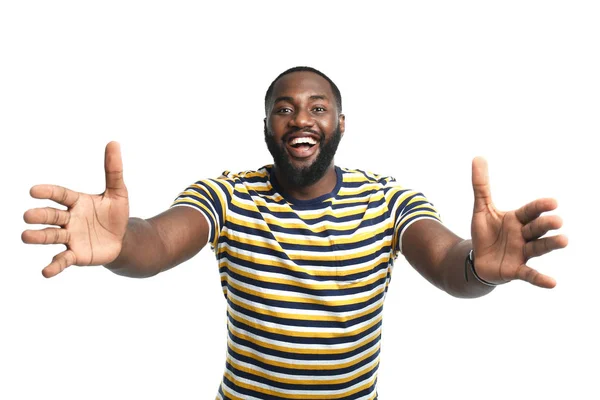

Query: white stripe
left=220, top=382, right=266, bottom=400
left=223, top=367, right=376, bottom=397
left=226, top=274, right=387, bottom=303
left=227, top=285, right=385, bottom=319
left=227, top=306, right=382, bottom=335
left=227, top=336, right=380, bottom=367
left=227, top=320, right=382, bottom=352
left=226, top=202, right=389, bottom=232
left=218, top=242, right=393, bottom=273
left=227, top=351, right=379, bottom=382
left=222, top=219, right=394, bottom=253
left=224, top=257, right=389, bottom=287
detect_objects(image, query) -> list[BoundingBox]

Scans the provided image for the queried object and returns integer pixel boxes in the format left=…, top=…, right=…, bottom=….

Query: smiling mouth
left=285, top=135, right=320, bottom=159
left=289, top=136, right=317, bottom=149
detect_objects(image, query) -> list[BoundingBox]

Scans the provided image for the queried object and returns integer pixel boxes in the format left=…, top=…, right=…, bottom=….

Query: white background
left=1, top=1, right=598, bottom=399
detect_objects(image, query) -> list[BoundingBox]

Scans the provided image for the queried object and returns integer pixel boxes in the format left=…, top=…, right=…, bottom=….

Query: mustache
left=282, top=128, right=324, bottom=142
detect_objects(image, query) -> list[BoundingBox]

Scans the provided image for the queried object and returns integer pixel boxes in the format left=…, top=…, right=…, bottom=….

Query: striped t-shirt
left=172, top=165, right=441, bottom=400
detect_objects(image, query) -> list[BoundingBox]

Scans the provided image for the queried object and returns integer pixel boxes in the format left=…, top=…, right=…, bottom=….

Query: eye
left=276, top=107, right=292, bottom=114
left=313, top=106, right=326, bottom=113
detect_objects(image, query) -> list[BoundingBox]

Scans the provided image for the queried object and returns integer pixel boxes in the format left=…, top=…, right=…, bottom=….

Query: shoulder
left=219, top=165, right=270, bottom=181
left=339, top=166, right=403, bottom=190
left=218, top=165, right=271, bottom=183
left=213, top=165, right=274, bottom=192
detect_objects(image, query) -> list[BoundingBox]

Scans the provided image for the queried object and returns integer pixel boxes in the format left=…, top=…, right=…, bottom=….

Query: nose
left=289, top=108, right=314, bottom=129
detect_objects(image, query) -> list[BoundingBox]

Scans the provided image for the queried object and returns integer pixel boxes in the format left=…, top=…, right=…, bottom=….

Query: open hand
left=22, top=142, right=129, bottom=278
left=470, top=157, right=568, bottom=288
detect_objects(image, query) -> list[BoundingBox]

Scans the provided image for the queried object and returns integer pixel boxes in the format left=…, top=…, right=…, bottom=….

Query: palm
left=22, top=142, right=129, bottom=277
left=472, top=207, right=525, bottom=283
left=469, top=158, right=567, bottom=288
left=64, top=191, right=128, bottom=266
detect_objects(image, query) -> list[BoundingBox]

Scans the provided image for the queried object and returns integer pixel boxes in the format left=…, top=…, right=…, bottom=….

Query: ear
left=339, top=114, right=346, bottom=136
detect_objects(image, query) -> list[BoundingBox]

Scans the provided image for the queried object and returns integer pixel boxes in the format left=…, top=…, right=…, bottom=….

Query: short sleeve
left=170, top=175, right=234, bottom=250
left=385, top=180, right=442, bottom=258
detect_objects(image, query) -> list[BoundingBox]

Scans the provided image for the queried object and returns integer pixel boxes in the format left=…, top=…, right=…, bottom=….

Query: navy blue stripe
left=228, top=312, right=383, bottom=346
left=218, top=249, right=392, bottom=282
left=225, top=268, right=389, bottom=297
left=228, top=201, right=388, bottom=226
left=222, top=376, right=289, bottom=400
left=225, top=284, right=386, bottom=313
left=222, top=375, right=378, bottom=400
left=398, top=213, right=439, bottom=231
left=227, top=297, right=383, bottom=329
left=224, top=216, right=393, bottom=239
left=219, top=255, right=390, bottom=286
left=228, top=331, right=381, bottom=364
left=219, top=243, right=393, bottom=269
left=224, top=353, right=379, bottom=391
left=229, top=228, right=392, bottom=253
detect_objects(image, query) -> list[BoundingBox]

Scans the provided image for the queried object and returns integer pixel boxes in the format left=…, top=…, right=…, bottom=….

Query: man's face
left=264, top=71, right=345, bottom=187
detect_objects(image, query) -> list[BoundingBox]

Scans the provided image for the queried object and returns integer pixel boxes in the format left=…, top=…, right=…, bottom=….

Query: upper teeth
left=290, top=137, right=317, bottom=145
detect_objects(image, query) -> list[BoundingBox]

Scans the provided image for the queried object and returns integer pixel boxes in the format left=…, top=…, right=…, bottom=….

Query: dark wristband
left=465, top=250, right=498, bottom=287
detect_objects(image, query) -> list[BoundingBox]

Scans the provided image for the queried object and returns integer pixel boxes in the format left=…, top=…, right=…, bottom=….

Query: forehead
left=271, top=71, right=333, bottom=101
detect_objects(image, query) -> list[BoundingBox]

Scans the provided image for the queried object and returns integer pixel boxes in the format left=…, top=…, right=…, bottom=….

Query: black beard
left=264, top=125, right=342, bottom=188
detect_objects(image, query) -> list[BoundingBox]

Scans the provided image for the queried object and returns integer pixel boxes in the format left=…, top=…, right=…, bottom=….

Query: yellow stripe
left=227, top=335, right=381, bottom=370
left=337, top=184, right=389, bottom=197
left=260, top=213, right=383, bottom=233
left=227, top=292, right=383, bottom=323
left=398, top=210, right=440, bottom=226
left=222, top=229, right=393, bottom=260
left=223, top=259, right=388, bottom=291
left=231, top=197, right=380, bottom=221
left=172, top=198, right=217, bottom=232
left=226, top=352, right=379, bottom=386
left=222, top=369, right=377, bottom=400
left=228, top=308, right=383, bottom=339
left=219, top=245, right=392, bottom=276
left=285, top=241, right=391, bottom=262
left=225, top=274, right=386, bottom=306
left=223, top=214, right=393, bottom=245
left=227, top=323, right=380, bottom=356
left=219, top=248, right=385, bottom=279
left=219, top=384, right=245, bottom=400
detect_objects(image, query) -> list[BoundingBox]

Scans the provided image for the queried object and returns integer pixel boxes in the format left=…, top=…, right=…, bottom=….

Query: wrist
left=465, top=250, right=498, bottom=287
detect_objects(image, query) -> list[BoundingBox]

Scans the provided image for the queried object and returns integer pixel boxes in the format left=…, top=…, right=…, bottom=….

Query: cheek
left=268, top=118, right=288, bottom=136
left=319, top=117, right=337, bottom=132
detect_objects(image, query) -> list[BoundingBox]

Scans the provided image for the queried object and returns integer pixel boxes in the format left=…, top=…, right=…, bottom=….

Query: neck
left=274, top=164, right=338, bottom=201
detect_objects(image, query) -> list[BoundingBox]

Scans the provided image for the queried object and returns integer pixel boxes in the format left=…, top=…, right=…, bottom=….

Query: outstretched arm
left=402, top=157, right=568, bottom=298
left=22, top=142, right=209, bottom=278
left=105, top=207, right=209, bottom=278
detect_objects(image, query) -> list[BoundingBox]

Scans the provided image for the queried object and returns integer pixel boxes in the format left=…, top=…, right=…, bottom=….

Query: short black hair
left=264, top=66, right=342, bottom=115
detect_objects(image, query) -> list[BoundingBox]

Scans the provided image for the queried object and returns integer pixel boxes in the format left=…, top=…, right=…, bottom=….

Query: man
left=22, top=66, right=567, bottom=400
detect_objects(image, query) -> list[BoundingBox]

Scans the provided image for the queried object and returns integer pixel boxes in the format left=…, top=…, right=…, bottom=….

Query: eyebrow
left=273, top=95, right=329, bottom=104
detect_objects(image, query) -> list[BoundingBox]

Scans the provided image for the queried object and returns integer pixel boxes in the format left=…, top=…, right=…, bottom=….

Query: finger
left=42, top=249, right=77, bottom=278
left=21, top=228, right=70, bottom=245
left=522, top=215, right=563, bottom=241
left=472, top=157, right=492, bottom=213
left=30, top=185, right=79, bottom=208
left=515, top=198, right=558, bottom=225
left=523, top=234, right=569, bottom=259
left=104, top=141, right=127, bottom=197
left=23, top=207, right=71, bottom=226
left=516, top=264, right=556, bottom=288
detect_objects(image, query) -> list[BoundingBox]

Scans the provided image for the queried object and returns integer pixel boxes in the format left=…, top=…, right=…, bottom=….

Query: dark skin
left=22, top=71, right=567, bottom=299
left=264, top=71, right=345, bottom=200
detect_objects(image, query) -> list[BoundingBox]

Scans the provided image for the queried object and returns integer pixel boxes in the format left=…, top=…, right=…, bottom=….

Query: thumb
left=104, top=141, right=127, bottom=196
left=472, top=156, right=492, bottom=212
